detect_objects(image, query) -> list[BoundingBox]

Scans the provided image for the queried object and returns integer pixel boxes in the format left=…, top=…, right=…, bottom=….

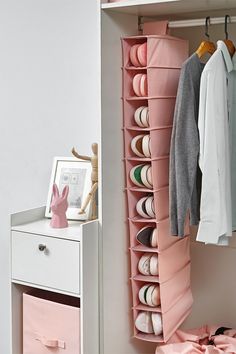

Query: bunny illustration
left=50, top=183, right=69, bottom=228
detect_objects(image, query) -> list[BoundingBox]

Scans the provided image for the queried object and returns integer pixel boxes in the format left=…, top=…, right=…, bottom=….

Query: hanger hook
left=225, top=15, right=230, bottom=40
left=205, top=16, right=210, bottom=39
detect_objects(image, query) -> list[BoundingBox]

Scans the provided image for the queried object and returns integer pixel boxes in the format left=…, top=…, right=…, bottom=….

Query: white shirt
left=197, top=40, right=233, bottom=245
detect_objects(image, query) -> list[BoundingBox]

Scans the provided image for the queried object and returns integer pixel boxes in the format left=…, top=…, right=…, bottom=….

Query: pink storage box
left=23, top=290, right=80, bottom=354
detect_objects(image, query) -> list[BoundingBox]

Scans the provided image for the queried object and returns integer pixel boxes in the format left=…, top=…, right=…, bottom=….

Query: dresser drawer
left=12, top=231, right=80, bottom=295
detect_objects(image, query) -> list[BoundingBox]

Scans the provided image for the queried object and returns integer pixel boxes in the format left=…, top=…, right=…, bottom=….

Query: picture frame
left=45, top=157, right=92, bottom=221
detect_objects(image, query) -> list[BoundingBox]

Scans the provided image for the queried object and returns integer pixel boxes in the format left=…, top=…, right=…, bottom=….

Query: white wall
left=0, top=1, right=100, bottom=352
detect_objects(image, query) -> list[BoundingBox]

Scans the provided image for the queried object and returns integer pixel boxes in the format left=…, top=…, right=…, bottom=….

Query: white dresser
left=10, top=206, right=99, bottom=354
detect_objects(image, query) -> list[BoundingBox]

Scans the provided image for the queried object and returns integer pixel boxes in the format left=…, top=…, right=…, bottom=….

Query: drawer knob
left=38, top=244, right=46, bottom=252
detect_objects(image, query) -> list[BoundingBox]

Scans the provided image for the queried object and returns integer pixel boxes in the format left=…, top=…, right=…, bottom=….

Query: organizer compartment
left=125, top=157, right=169, bottom=190
left=123, top=69, right=147, bottom=98
left=129, top=219, right=178, bottom=251
left=123, top=98, right=175, bottom=129
left=133, top=308, right=163, bottom=342
left=123, top=99, right=148, bottom=127
left=122, top=37, right=147, bottom=68
left=131, top=279, right=161, bottom=311
left=130, top=236, right=190, bottom=283
left=126, top=188, right=169, bottom=221
left=131, top=262, right=191, bottom=314
left=124, top=128, right=171, bottom=158
left=23, top=290, right=80, bottom=354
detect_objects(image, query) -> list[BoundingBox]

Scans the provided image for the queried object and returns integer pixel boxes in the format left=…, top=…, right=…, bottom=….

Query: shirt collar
left=217, top=40, right=233, bottom=73
left=232, top=52, right=236, bottom=71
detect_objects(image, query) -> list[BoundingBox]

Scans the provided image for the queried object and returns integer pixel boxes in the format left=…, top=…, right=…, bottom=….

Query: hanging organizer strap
left=35, top=334, right=65, bottom=349
left=142, top=20, right=169, bottom=35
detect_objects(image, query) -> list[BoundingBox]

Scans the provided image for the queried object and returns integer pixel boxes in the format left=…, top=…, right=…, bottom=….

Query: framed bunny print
left=45, top=157, right=92, bottom=220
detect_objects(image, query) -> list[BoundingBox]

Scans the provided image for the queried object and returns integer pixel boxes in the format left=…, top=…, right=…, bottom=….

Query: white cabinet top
left=101, top=0, right=236, bottom=16
left=12, top=218, right=84, bottom=242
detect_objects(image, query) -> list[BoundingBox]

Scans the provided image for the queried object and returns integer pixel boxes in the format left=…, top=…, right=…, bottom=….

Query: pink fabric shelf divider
left=122, top=33, right=192, bottom=344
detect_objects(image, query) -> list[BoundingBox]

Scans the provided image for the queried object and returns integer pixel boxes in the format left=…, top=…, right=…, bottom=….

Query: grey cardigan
left=170, top=53, right=204, bottom=236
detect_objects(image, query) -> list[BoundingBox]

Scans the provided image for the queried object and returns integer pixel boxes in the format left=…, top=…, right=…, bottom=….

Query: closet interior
left=101, top=2, right=236, bottom=353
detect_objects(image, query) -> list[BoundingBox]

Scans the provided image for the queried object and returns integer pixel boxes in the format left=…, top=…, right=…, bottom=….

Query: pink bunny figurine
left=50, top=183, right=69, bottom=228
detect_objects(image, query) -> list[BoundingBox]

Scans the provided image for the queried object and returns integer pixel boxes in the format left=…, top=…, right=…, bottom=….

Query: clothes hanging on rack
left=170, top=53, right=204, bottom=237
left=197, top=40, right=233, bottom=245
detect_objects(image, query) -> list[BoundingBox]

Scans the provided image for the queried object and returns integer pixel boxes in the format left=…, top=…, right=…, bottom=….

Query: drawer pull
left=38, top=244, right=46, bottom=252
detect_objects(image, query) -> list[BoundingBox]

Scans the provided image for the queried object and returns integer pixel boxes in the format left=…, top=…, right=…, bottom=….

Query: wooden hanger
left=196, top=17, right=216, bottom=58
left=224, top=15, right=235, bottom=57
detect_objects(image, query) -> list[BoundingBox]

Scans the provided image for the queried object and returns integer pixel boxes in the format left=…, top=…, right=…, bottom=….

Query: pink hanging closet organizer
left=122, top=22, right=193, bottom=343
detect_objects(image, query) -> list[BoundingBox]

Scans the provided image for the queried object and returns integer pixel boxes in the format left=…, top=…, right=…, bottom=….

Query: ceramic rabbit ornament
left=50, top=183, right=69, bottom=228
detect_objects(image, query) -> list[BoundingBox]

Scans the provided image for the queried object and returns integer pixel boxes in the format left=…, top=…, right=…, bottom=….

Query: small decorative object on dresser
left=71, top=143, right=98, bottom=220
left=50, top=184, right=69, bottom=228
left=45, top=157, right=92, bottom=220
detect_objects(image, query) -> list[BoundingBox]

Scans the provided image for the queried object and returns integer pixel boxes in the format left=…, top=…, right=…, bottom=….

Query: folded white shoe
left=135, top=311, right=163, bottom=335
left=151, top=312, right=163, bottom=335
left=135, top=311, right=154, bottom=334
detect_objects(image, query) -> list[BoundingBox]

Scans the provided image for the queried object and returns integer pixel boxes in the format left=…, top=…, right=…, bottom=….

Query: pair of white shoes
left=139, top=283, right=161, bottom=307
left=135, top=311, right=163, bottom=335
left=138, top=253, right=159, bottom=276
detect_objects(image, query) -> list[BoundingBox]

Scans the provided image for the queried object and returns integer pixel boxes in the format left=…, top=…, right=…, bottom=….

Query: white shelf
left=101, top=0, right=236, bottom=16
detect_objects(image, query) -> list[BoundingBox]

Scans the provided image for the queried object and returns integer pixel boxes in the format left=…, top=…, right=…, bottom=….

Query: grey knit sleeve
left=169, top=64, right=200, bottom=236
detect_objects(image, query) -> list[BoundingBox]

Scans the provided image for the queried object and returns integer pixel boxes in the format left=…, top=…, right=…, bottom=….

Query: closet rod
left=168, top=16, right=236, bottom=28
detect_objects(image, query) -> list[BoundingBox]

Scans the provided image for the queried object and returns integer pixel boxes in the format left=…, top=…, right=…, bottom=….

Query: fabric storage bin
left=23, top=290, right=80, bottom=354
